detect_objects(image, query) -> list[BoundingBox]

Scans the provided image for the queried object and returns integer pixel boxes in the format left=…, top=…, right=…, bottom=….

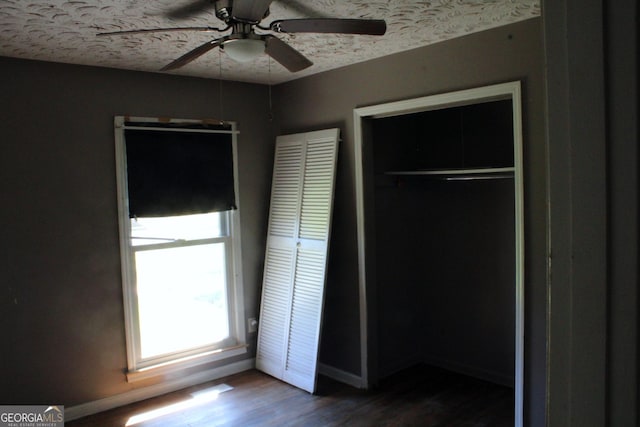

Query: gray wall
left=543, top=0, right=639, bottom=425
left=0, top=57, right=273, bottom=405
left=273, top=17, right=547, bottom=425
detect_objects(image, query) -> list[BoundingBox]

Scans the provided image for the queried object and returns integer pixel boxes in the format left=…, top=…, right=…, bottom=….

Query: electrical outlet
left=248, top=317, right=258, bottom=333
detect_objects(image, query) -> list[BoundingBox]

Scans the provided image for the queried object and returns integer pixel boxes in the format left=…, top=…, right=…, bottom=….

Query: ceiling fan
left=98, top=0, right=386, bottom=73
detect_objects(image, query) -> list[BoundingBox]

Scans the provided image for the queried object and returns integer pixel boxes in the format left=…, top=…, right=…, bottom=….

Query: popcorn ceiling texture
left=0, top=0, right=540, bottom=84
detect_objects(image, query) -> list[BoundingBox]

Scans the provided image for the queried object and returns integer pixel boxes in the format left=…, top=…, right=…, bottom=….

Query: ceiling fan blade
left=166, top=0, right=215, bottom=20
left=97, top=26, right=226, bottom=37
left=160, top=39, right=223, bottom=71
left=270, top=18, right=387, bottom=35
left=232, top=0, right=273, bottom=22
left=264, top=35, right=312, bottom=72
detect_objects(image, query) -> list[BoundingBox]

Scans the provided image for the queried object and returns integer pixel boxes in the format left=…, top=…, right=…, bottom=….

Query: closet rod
left=385, top=166, right=514, bottom=178
left=444, top=173, right=514, bottom=181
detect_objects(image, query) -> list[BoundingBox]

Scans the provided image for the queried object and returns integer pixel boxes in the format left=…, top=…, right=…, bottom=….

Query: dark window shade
left=125, top=128, right=235, bottom=218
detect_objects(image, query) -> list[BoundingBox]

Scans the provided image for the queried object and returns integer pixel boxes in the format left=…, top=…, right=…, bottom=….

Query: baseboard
left=318, top=363, right=363, bottom=389
left=66, top=358, right=255, bottom=421
left=422, top=356, right=514, bottom=387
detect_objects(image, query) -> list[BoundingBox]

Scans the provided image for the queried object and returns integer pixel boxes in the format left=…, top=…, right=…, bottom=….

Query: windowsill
left=126, top=344, right=248, bottom=383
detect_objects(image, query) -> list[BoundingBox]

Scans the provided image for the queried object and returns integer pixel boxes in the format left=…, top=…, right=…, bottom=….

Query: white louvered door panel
left=256, top=129, right=339, bottom=394
left=283, top=248, right=327, bottom=391
left=299, top=140, right=336, bottom=241
left=257, top=247, right=295, bottom=376
left=268, top=143, right=304, bottom=239
left=256, top=141, right=304, bottom=377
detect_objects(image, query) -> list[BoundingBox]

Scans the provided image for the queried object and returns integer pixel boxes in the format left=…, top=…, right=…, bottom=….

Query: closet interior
left=370, top=97, right=518, bottom=388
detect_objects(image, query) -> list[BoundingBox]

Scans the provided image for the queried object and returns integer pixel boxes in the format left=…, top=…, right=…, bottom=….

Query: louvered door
left=256, top=128, right=339, bottom=393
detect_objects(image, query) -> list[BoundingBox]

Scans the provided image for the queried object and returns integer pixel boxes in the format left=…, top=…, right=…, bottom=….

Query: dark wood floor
left=67, top=364, right=513, bottom=427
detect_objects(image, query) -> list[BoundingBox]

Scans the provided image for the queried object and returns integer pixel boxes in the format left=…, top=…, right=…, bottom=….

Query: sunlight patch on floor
left=125, top=383, right=233, bottom=426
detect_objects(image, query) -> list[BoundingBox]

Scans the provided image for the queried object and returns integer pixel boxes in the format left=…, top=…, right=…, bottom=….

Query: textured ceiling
left=0, top=1, right=540, bottom=84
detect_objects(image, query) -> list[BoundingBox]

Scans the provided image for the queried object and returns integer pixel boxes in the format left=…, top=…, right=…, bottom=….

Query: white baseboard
left=318, top=363, right=363, bottom=389
left=66, top=358, right=255, bottom=422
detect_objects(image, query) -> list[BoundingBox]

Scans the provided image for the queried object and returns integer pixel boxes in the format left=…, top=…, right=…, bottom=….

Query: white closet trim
left=354, top=81, right=524, bottom=426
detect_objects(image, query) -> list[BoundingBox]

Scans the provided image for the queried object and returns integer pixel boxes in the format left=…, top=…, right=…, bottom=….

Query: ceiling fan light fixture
left=223, top=38, right=265, bottom=62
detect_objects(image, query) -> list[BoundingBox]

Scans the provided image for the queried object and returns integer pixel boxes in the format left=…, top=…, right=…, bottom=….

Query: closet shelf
left=384, top=167, right=515, bottom=180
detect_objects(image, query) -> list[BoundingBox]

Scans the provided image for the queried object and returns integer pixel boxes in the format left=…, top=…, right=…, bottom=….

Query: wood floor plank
left=67, top=364, right=513, bottom=426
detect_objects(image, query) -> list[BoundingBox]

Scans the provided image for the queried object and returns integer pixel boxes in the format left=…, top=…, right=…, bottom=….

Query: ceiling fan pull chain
left=218, top=48, right=225, bottom=125
left=268, top=56, right=274, bottom=122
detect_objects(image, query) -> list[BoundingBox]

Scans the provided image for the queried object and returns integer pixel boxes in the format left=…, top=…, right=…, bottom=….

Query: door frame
left=353, top=81, right=524, bottom=427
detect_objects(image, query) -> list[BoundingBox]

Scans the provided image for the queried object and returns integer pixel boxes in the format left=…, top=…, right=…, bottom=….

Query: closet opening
left=354, top=82, right=524, bottom=427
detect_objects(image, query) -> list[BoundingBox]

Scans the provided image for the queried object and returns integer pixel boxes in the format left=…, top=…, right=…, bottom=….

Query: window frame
left=114, top=116, right=246, bottom=382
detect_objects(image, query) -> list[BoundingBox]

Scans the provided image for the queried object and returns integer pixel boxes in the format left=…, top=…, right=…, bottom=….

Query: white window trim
left=114, top=116, right=246, bottom=382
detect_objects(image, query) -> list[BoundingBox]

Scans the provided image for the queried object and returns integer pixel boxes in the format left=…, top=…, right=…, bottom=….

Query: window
left=114, top=117, right=245, bottom=381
